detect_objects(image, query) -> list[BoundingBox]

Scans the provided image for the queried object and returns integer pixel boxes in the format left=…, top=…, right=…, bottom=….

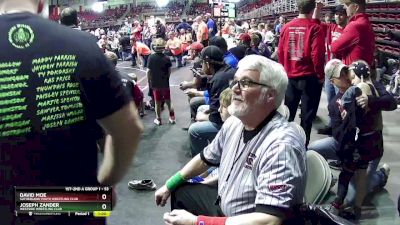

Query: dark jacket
left=207, top=65, right=237, bottom=125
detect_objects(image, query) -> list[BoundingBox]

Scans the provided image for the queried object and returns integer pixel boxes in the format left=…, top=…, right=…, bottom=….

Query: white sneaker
left=153, top=118, right=161, bottom=126
left=380, top=163, right=390, bottom=178
left=169, top=116, right=176, bottom=124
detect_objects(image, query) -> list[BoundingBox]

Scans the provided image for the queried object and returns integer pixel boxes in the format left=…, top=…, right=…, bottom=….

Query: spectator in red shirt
left=313, top=3, right=348, bottom=135
left=278, top=0, right=325, bottom=146
left=132, top=20, right=142, bottom=41
left=331, top=0, right=375, bottom=67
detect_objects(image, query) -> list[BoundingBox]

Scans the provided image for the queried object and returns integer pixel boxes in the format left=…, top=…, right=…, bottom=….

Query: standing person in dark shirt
left=278, top=0, right=325, bottom=146
left=119, top=33, right=132, bottom=62
left=0, top=1, right=143, bottom=225
left=155, top=20, right=166, bottom=40
left=187, top=46, right=236, bottom=156
left=176, top=18, right=191, bottom=32
left=147, top=38, right=175, bottom=126
left=60, top=7, right=79, bottom=29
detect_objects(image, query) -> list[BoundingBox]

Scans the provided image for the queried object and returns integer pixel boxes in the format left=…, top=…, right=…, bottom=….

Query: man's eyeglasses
left=229, top=78, right=272, bottom=90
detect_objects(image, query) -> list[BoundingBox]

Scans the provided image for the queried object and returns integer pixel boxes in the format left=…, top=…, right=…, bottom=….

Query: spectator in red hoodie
left=331, top=0, right=375, bottom=67
left=278, top=0, right=325, bottom=146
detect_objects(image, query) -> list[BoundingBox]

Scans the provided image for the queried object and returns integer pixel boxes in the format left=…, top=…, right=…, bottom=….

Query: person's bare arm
left=97, top=102, right=144, bottom=185
left=226, top=213, right=282, bottom=225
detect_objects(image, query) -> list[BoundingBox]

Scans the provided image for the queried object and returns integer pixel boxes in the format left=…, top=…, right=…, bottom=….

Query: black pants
left=285, top=76, right=322, bottom=146
left=171, top=183, right=224, bottom=216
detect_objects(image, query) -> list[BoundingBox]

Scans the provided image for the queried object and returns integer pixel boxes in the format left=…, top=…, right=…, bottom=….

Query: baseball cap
left=200, top=46, right=224, bottom=64
left=349, top=60, right=370, bottom=79
left=186, top=42, right=204, bottom=51
left=335, top=5, right=346, bottom=14
left=152, top=38, right=166, bottom=52
left=238, top=33, right=251, bottom=43
left=325, top=59, right=348, bottom=79
left=209, top=36, right=228, bottom=51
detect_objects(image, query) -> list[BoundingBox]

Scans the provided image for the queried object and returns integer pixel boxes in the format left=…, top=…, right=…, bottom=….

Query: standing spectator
left=132, top=20, right=142, bottom=41
left=176, top=18, right=191, bottom=32
left=275, top=16, right=286, bottom=35
left=142, top=21, right=152, bottom=48
left=278, top=0, right=325, bottom=146
left=179, top=28, right=192, bottom=55
left=155, top=20, right=166, bottom=39
left=147, top=38, right=176, bottom=125
left=313, top=3, right=348, bottom=135
left=205, top=13, right=217, bottom=38
left=166, top=31, right=183, bottom=68
left=60, top=7, right=79, bottom=29
left=195, top=16, right=209, bottom=47
left=331, top=0, right=375, bottom=67
left=0, top=1, right=143, bottom=224
left=119, top=32, right=132, bottom=62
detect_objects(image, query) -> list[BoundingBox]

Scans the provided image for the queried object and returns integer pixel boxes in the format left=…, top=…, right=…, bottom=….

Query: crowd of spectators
left=187, top=2, right=209, bottom=18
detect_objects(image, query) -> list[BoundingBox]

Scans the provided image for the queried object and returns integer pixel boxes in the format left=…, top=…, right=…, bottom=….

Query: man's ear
left=266, top=89, right=277, bottom=103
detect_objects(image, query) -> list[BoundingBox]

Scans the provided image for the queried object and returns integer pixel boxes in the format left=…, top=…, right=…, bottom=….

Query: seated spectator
left=155, top=55, right=306, bottom=225
left=186, top=46, right=236, bottom=156
left=209, top=36, right=238, bottom=69
left=229, top=33, right=252, bottom=61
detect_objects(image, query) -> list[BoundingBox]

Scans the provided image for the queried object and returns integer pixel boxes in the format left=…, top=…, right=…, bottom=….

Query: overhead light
left=157, top=0, right=170, bottom=7
left=92, top=2, right=104, bottom=13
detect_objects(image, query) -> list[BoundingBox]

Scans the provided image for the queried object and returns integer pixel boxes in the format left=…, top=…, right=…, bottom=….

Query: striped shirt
left=201, top=114, right=306, bottom=216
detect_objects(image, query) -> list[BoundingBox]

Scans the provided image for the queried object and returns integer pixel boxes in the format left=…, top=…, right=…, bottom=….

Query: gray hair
left=237, top=55, right=288, bottom=108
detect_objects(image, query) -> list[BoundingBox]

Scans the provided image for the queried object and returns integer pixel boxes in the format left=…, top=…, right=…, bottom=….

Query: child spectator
left=329, top=60, right=385, bottom=220
left=147, top=38, right=176, bottom=125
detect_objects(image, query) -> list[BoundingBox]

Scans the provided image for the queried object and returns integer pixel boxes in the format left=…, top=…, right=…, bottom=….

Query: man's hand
left=155, top=185, right=171, bottom=207
left=341, top=109, right=347, bottom=120
left=356, top=94, right=368, bottom=109
left=163, top=210, right=197, bottom=225
left=184, top=88, right=198, bottom=98
left=180, top=81, right=191, bottom=90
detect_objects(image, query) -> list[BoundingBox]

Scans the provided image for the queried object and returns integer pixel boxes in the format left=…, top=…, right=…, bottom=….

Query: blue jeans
left=188, top=121, right=221, bottom=157
left=121, top=51, right=132, bottom=61
left=308, top=137, right=386, bottom=205
left=324, top=78, right=338, bottom=127
left=175, top=54, right=183, bottom=67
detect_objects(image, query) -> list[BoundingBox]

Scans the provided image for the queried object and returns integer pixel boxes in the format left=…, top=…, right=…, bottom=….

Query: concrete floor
left=107, top=61, right=400, bottom=225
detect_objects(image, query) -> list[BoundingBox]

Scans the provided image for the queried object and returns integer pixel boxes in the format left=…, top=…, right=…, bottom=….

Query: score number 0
left=101, top=193, right=108, bottom=210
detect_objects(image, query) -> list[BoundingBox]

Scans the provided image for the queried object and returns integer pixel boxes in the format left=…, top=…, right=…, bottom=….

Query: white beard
left=228, top=92, right=268, bottom=117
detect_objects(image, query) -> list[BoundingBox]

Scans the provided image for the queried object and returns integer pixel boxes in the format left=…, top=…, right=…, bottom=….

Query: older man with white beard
left=155, top=55, right=307, bottom=225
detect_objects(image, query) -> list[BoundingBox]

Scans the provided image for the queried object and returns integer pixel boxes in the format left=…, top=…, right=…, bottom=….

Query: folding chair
left=304, top=150, right=333, bottom=204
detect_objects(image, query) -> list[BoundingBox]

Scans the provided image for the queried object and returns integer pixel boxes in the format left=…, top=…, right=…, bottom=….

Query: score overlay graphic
left=14, top=186, right=112, bottom=217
